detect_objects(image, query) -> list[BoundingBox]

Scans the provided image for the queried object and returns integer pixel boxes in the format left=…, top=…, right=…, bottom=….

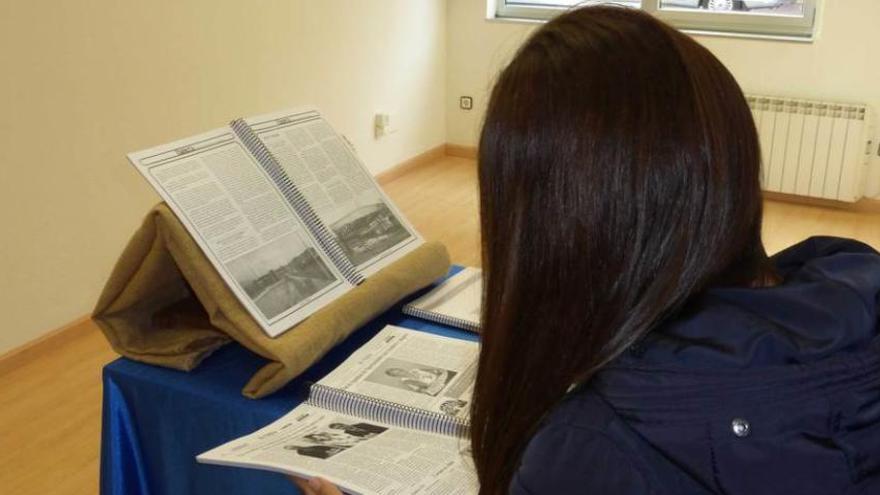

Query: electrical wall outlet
left=460, top=96, right=473, bottom=110
left=375, top=112, right=394, bottom=139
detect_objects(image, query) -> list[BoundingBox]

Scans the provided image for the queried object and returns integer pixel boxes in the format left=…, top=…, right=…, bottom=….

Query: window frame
left=490, top=0, right=819, bottom=42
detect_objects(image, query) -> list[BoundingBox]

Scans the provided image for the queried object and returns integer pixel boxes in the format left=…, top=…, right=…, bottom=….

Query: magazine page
left=404, top=268, right=482, bottom=331
left=128, top=128, right=352, bottom=337
left=317, top=326, right=478, bottom=421
left=197, top=404, right=478, bottom=495
left=243, top=108, right=423, bottom=276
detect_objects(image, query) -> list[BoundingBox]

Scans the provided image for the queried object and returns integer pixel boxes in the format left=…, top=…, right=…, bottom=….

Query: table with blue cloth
left=100, top=267, right=477, bottom=495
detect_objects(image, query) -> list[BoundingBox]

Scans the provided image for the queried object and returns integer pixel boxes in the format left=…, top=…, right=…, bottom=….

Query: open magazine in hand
left=197, top=326, right=479, bottom=495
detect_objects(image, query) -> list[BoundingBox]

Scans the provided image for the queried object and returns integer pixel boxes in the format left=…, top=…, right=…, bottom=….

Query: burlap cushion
left=93, top=203, right=450, bottom=398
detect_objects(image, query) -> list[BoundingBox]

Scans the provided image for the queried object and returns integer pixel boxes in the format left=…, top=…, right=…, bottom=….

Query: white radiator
left=746, top=95, right=873, bottom=202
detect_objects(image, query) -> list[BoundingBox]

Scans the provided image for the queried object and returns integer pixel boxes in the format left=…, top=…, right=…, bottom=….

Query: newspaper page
left=317, top=326, right=478, bottom=421
left=128, top=128, right=352, bottom=337
left=197, top=404, right=478, bottom=495
left=243, top=108, right=422, bottom=277
left=404, top=268, right=482, bottom=331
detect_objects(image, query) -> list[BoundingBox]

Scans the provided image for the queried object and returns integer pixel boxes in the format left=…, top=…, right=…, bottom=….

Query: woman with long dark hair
left=472, top=5, right=880, bottom=495
left=296, top=5, right=880, bottom=495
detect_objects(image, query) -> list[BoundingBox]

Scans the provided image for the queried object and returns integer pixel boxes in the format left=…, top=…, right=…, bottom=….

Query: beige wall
left=3, top=0, right=878, bottom=355
left=0, top=1, right=447, bottom=355
left=446, top=0, right=880, bottom=197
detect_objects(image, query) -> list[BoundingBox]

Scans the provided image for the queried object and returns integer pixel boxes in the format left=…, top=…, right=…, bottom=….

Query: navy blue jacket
left=512, top=237, right=880, bottom=494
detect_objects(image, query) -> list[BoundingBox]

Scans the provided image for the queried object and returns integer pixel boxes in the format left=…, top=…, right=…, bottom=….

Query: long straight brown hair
left=471, top=6, right=774, bottom=493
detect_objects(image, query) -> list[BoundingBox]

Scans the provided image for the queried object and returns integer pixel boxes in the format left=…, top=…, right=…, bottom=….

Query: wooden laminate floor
left=0, top=155, right=878, bottom=495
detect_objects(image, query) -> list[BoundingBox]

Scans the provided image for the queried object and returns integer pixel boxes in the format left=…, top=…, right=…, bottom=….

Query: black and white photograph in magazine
left=439, top=399, right=469, bottom=417
left=283, top=421, right=388, bottom=460
left=225, top=232, right=337, bottom=320
left=330, top=203, right=412, bottom=266
left=364, top=357, right=457, bottom=397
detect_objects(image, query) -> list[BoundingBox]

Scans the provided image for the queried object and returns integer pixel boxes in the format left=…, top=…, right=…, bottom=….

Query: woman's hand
left=291, top=476, right=344, bottom=495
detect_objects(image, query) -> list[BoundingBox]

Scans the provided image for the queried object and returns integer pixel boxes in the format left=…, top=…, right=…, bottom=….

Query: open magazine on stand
left=128, top=108, right=422, bottom=337
left=197, top=325, right=480, bottom=495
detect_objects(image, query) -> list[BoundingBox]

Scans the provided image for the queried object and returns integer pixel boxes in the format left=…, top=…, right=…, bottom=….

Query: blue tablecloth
left=100, top=267, right=476, bottom=495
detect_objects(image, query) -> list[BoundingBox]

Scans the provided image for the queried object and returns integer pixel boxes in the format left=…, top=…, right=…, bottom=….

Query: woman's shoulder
left=773, top=236, right=880, bottom=293
left=510, top=390, right=656, bottom=495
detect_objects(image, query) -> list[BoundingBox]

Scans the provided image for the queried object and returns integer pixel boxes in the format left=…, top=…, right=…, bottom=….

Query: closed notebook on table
left=403, top=267, right=482, bottom=332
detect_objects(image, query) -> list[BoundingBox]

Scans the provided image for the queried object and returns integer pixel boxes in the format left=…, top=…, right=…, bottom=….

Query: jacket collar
left=624, top=236, right=880, bottom=369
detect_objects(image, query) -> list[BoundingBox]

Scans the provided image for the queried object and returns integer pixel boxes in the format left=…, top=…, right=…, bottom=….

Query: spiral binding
left=231, top=119, right=365, bottom=285
left=402, top=306, right=480, bottom=333
left=308, top=383, right=470, bottom=438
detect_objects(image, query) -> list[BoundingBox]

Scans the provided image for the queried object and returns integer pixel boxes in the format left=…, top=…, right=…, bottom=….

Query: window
left=492, top=0, right=817, bottom=41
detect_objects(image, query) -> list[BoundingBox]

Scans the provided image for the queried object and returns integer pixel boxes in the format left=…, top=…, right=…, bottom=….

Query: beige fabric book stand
left=93, top=203, right=450, bottom=398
